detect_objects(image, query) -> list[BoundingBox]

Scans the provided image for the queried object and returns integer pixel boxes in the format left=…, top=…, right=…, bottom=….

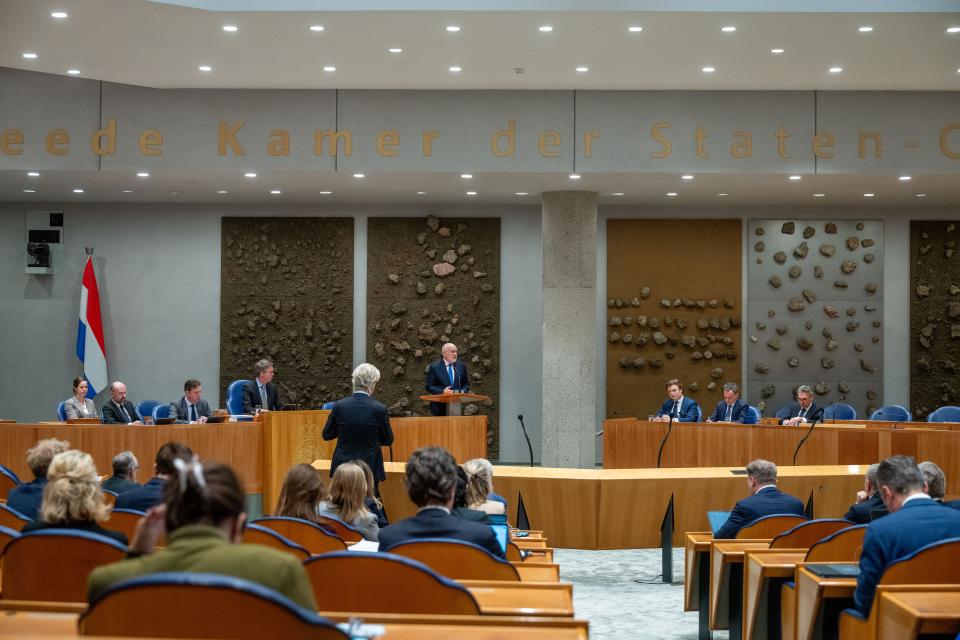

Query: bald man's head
left=441, top=343, right=458, bottom=364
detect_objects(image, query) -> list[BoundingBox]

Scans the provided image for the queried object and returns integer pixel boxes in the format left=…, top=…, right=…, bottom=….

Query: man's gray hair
left=112, top=450, right=138, bottom=477
left=796, top=385, right=814, bottom=396
left=876, top=455, right=925, bottom=495
left=352, top=363, right=381, bottom=393
left=918, top=460, right=946, bottom=499
left=746, top=459, right=778, bottom=485
left=864, top=462, right=880, bottom=488
left=254, top=359, right=273, bottom=374
left=722, top=382, right=739, bottom=394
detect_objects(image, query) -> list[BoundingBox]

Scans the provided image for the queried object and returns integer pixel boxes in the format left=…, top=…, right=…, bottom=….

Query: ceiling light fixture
left=538, top=25, right=553, bottom=32
left=310, top=25, right=324, bottom=32
left=27, top=171, right=39, bottom=177
left=466, top=191, right=477, bottom=195
left=702, top=66, right=716, bottom=73
left=789, top=175, right=802, bottom=181
left=51, top=11, right=68, bottom=18
left=198, top=65, right=212, bottom=72
left=915, top=193, right=927, bottom=197
left=569, top=174, right=581, bottom=180
left=136, top=172, right=149, bottom=177
left=681, top=174, right=694, bottom=180
left=270, top=190, right=282, bottom=195
left=863, top=193, right=875, bottom=197
left=446, top=25, right=460, bottom=32
left=22, top=189, right=36, bottom=193
left=353, top=173, right=365, bottom=178
left=388, top=48, right=403, bottom=53
left=858, top=26, right=874, bottom=32
left=449, top=66, right=462, bottom=72
left=947, top=27, right=960, bottom=33
left=323, top=65, right=336, bottom=72
left=721, top=26, right=736, bottom=32
left=244, top=172, right=257, bottom=178
left=217, top=190, right=228, bottom=194
left=812, top=193, right=826, bottom=197
left=22, top=52, right=38, bottom=59
left=121, top=190, right=133, bottom=193
left=515, top=192, right=529, bottom=196
left=319, top=191, right=333, bottom=195
left=416, top=191, right=426, bottom=195
left=67, top=69, right=80, bottom=75
left=716, top=193, right=729, bottom=197
left=829, top=66, right=843, bottom=73
left=899, top=175, right=912, bottom=181
left=461, top=173, right=473, bottom=179
left=666, top=192, right=678, bottom=197
left=611, top=192, right=624, bottom=196
left=576, top=66, right=589, bottom=73
left=628, top=26, right=643, bottom=32
left=73, top=188, right=84, bottom=193
left=770, top=48, right=785, bottom=54
left=222, top=25, right=238, bottom=32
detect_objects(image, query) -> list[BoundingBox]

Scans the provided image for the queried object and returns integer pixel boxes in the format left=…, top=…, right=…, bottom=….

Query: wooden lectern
left=419, top=392, right=490, bottom=416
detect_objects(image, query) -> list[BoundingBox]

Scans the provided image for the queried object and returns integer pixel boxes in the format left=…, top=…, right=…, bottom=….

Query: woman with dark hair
left=63, top=377, right=98, bottom=420
left=87, top=458, right=316, bottom=609
left=274, top=463, right=328, bottom=524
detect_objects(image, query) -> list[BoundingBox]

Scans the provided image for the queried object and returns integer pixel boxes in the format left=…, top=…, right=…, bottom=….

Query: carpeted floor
left=555, top=547, right=729, bottom=640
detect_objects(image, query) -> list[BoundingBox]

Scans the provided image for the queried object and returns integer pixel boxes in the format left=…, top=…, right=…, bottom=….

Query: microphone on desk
left=792, top=407, right=825, bottom=465
left=276, top=381, right=299, bottom=408
left=518, top=415, right=535, bottom=468
left=656, top=413, right=675, bottom=469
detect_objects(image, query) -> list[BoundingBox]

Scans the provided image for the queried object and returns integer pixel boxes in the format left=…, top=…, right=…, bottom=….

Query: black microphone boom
left=518, top=414, right=534, bottom=468
left=656, top=413, right=675, bottom=469
left=792, top=408, right=825, bottom=465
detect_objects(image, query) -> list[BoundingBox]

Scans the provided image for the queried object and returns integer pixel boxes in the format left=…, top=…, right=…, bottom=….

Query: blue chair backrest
left=824, top=403, right=857, bottom=420
left=57, top=401, right=67, bottom=421
left=928, top=406, right=960, bottom=423
left=869, top=405, right=912, bottom=422
left=773, top=404, right=793, bottom=419
left=321, top=402, right=334, bottom=410
left=227, top=380, right=247, bottom=415
left=0, top=463, right=21, bottom=486
left=743, top=406, right=760, bottom=424
left=152, top=404, right=171, bottom=420
left=136, top=400, right=161, bottom=420
left=0, top=502, right=33, bottom=524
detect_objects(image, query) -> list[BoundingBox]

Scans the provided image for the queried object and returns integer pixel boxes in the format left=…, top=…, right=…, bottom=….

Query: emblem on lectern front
left=293, top=423, right=324, bottom=463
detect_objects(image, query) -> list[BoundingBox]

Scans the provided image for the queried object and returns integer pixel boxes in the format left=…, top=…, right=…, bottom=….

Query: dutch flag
left=77, top=256, right=108, bottom=397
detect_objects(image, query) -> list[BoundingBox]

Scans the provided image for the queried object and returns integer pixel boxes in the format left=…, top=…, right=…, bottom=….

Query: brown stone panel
left=367, top=216, right=501, bottom=460
left=910, top=220, right=960, bottom=419
left=606, top=219, right=742, bottom=420
left=220, top=217, right=354, bottom=409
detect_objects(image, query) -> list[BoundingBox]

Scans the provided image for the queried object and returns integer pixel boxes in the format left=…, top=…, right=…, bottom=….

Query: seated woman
left=63, top=377, right=99, bottom=420
left=274, top=463, right=328, bottom=525
left=21, top=450, right=127, bottom=545
left=354, top=459, right=388, bottom=528
left=462, top=459, right=506, bottom=516
left=87, top=458, right=316, bottom=609
left=318, top=462, right=379, bottom=541
left=452, top=466, right=489, bottom=522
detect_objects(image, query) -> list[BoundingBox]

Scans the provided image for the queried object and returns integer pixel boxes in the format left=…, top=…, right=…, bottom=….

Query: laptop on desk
left=707, top=511, right=732, bottom=536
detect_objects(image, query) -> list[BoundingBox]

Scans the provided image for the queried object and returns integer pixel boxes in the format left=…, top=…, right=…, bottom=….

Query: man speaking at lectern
left=425, top=343, right=471, bottom=416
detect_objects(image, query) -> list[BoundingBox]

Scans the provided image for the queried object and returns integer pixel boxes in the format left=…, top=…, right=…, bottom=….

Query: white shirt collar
left=418, top=505, right=451, bottom=514
left=756, top=484, right=778, bottom=494
left=354, top=390, right=371, bottom=396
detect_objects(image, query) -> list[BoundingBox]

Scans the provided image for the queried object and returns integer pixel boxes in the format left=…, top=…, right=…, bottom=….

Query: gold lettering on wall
left=422, top=130, right=439, bottom=157
left=0, top=129, right=24, bottom=155
left=775, top=124, right=790, bottom=158
left=139, top=130, right=163, bottom=156
left=651, top=122, right=671, bottom=158
left=940, top=123, right=960, bottom=159
left=90, top=118, right=116, bottom=156
left=376, top=130, right=399, bottom=157
left=314, top=129, right=352, bottom=156
left=812, top=131, right=835, bottom=159
left=538, top=131, right=561, bottom=157
left=583, top=130, right=600, bottom=158
left=491, top=120, right=516, bottom=158
left=45, top=129, right=69, bottom=155
left=694, top=124, right=709, bottom=159
left=267, top=129, right=290, bottom=157
left=858, top=131, right=882, bottom=159
left=218, top=121, right=246, bottom=156
left=730, top=130, right=753, bottom=158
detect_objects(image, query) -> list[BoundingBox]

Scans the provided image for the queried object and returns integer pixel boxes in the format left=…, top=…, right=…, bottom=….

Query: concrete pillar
left=540, top=191, right=598, bottom=468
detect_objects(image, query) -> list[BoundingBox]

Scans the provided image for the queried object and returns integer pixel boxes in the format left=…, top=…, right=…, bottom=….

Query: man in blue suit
left=842, top=463, right=887, bottom=524
left=115, top=442, right=193, bottom=512
left=854, top=455, right=960, bottom=615
left=653, top=379, right=701, bottom=422
left=379, top=446, right=504, bottom=558
left=714, top=459, right=806, bottom=539
left=705, top=382, right=750, bottom=423
left=425, top=342, right=471, bottom=416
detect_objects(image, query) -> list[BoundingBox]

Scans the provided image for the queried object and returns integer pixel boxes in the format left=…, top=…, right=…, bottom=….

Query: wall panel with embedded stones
left=746, top=220, right=883, bottom=418
left=910, top=220, right=960, bottom=419
left=220, top=217, right=354, bottom=407
left=367, top=216, right=501, bottom=459
left=606, top=219, right=742, bottom=419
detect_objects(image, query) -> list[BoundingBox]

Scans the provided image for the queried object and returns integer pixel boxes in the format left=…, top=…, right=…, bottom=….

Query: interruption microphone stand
left=655, top=414, right=675, bottom=469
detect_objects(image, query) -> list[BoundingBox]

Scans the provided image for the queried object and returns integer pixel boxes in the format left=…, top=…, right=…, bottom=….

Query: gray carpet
left=555, top=548, right=729, bottom=640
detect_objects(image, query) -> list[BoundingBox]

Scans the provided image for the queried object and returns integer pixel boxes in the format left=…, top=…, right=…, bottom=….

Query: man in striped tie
left=425, top=342, right=471, bottom=416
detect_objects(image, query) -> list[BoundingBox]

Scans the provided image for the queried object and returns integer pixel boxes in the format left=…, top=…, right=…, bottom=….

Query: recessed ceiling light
left=611, top=192, right=624, bottom=196
left=812, top=193, right=826, bottom=197
left=770, top=48, right=785, bottom=54
left=222, top=25, right=238, bottom=32
left=51, top=11, right=68, bottom=18
left=449, top=66, right=462, bottom=72
left=716, top=193, right=729, bottom=197
left=666, top=192, right=678, bottom=197
left=353, top=173, right=365, bottom=178
left=721, top=26, right=736, bottom=32
left=702, top=66, right=716, bottom=73
left=576, top=66, right=589, bottom=73
left=515, top=192, right=529, bottom=196
left=681, top=174, right=694, bottom=180
left=915, top=193, right=927, bottom=197
left=26, top=171, right=40, bottom=177
left=319, top=191, right=333, bottom=195
left=323, top=66, right=336, bottom=72
left=121, top=190, right=133, bottom=193
left=858, top=26, right=874, bottom=32
left=829, top=66, right=843, bottom=73
left=789, top=175, right=802, bottom=181
left=198, top=65, right=212, bottom=72
left=217, top=190, right=228, bottom=194
left=310, top=25, right=324, bottom=32
left=67, top=69, right=80, bottom=75
left=466, top=191, right=477, bottom=196
left=270, top=190, right=282, bottom=195
left=416, top=191, right=426, bottom=195
left=569, top=174, right=581, bottom=179
left=863, top=193, right=875, bottom=197
left=461, top=173, right=473, bottom=179
left=538, top=25, right=553, bottom=32
left=388, top=48, right=403, bottom=53
left=446, top=25, right=460, bottom=32
left=22, top=189, right=36, bottom=193
left=22, top=52, right=38, bottom=60
left=947, top=27, right=960, bottom=33
left=244, top=172, right=257, bottom=178
left=73, top=188, right=84, bottom=193
left=628, top=26, right=643, bottom=32
left=170, top=191, right=179, bottom=197
left=899, top=175, right=912, bottom=181
left=136, top=172, right=149, bottom=178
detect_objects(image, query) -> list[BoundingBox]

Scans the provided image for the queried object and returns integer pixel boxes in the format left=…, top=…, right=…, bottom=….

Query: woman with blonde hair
left=274, top=463, right=328, bottom=524
left=21, top=450, right=127, bottom=545
left=353, top=458, right=388, bottom=527
left=319, top=461, right=379, bottom=541
left=462, top=458, right=506, bottom=516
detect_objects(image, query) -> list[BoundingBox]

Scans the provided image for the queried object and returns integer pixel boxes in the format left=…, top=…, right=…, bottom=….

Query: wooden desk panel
left=879, top=589, right=960, bottom=639
left=795, top=564, right=856, bottom=640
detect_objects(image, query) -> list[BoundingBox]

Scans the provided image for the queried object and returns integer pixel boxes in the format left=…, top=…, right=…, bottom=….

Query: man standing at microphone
left=425, top=343, right=471, bottom=416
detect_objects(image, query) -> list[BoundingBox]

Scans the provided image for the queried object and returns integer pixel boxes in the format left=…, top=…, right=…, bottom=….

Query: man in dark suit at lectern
left=425, top=342, right=471, bottom=416
left=714, top=459, right=806, bottom=539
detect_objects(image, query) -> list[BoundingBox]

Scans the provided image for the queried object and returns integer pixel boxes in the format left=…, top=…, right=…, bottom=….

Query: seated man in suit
left=115, top=442, right=193, bottom=512
left=854, top=455, right=960, bottom=615
left=100, top=381, right=143, bottom=425
left=378, top=446, right=504, bottom=558
left=425, top=342, right=471, bottom=416
left=652, top=378, right=701, bottom=422
left=705, top=382, right=750, bottom=423
left=918, top=460, right=946, bottom=503
left=778, top=384, right=818, bottom=426
left=843, top=463, right=886, bottom=524
left=241, top=358, right=280, bottom=414
left=714, top=459, right=806, bottom=539
left=6, top=438, right=70, bottom=519
left=169, top=378, right=212, bottom=424
left=101, top=450, right=141, bottom=495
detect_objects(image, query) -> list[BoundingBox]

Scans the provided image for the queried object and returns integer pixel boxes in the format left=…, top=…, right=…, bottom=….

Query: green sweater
left=87, top=524, right=317, bottom=610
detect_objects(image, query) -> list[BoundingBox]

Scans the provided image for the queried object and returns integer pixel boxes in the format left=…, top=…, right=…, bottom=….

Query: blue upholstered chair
left=79, top=572, right=348, bottom=639
left=0, top=464, right=20, bottom=500
left=321, top=402, right=334, bottom=410
left=56, top=401, right=67, bottom=421
left=743, top=406, right=761, bottom=424
left=152, top=404, right=171, bottom=421
left=824, top=402, right=857, bottom=420
left=927, top=406, right=960, bottom=423
left=0, top=503, right=32, bottom=529
left=136, top=400, right=161, bottom=421
left=869, top=405, right=912, bottom=422
left=773, top=404, right=793, bottom=420
left=227, top=380, right=248, bottom=415
left=0, top=524, right=19, bottom=555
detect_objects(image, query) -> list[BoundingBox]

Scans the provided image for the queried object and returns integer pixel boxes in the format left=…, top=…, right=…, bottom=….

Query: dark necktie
left=724, top=404, right=733, bottom=422
left=259, top=384, right=269, bottom=410
left=119, top=402, right=131, bottom=423
left=673, top=401, right=680, bottom=417
left=189, top=404, right=197, bottom=422
left=799, top=407, right=807, bottom=419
